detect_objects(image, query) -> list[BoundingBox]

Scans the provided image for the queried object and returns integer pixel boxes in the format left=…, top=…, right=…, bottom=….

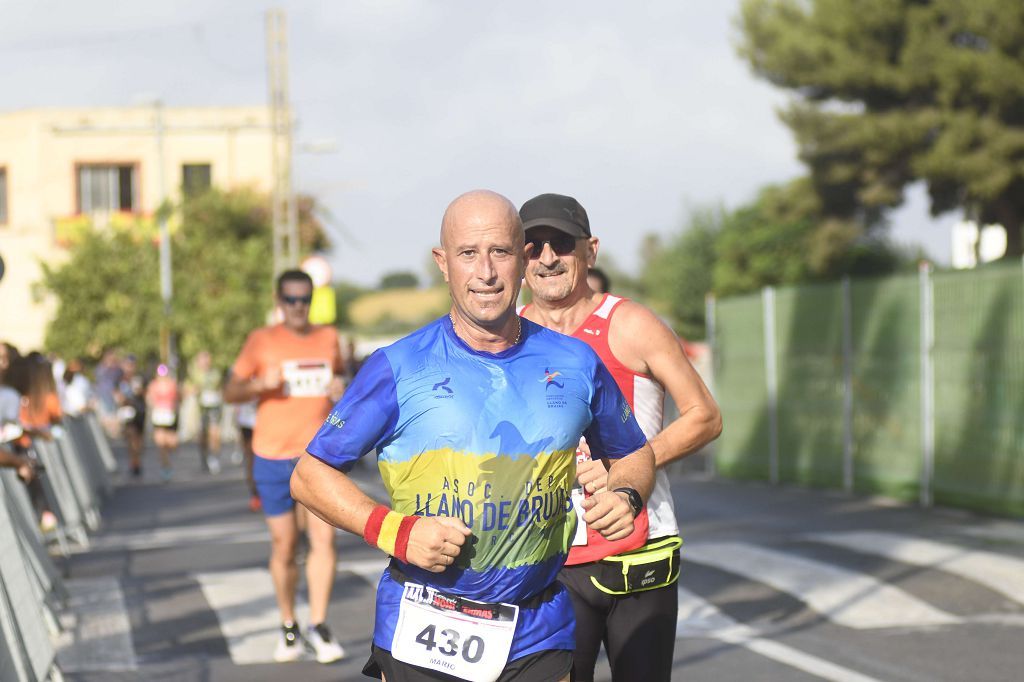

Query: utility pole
left=266, top=8, right=297, bottom=276
left=154, top=100, right=174, bottom=368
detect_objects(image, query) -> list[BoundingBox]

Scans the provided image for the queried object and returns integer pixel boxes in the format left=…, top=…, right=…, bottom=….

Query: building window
left=0, top=167, right=7, bottom=224
left=77, top=164, right=136, bottom=214
left=182, top=163, right=212, bottom=198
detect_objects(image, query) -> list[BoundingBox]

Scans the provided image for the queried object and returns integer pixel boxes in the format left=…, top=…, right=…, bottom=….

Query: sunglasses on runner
left=280, top=294, right=313, bottom=306
left=525, top=234, right=581, bottom=258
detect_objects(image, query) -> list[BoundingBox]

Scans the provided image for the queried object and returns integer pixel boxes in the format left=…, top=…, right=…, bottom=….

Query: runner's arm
left=223, top=332, right=281, bottom=404
left=613, top=303, right=722, bottom=467
left=292, top=455, right=471, bottom=572
left=291, top=454, right=380, bottom=535
left=582, top=441, right=655, bottom=541
left=606, top=441, right=655, bottom=502
left=223, top=369, right=281, bottom=403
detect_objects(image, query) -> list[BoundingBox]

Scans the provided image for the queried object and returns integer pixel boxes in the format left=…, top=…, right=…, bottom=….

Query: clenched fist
left=405, top=516, right=472, bottom=573
left=580, top=490, right=635, bottom=541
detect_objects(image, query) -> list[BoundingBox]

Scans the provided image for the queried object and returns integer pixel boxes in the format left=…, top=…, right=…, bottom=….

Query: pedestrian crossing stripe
left=184, top=535, right=1023, bottom=667
left=677, top=586, right=883, bottom=682
left=196, top=568, right=311, bottom=665
left=682, top=542, right=960, bottom=629
left=804, top=531, right=1024, bottom=606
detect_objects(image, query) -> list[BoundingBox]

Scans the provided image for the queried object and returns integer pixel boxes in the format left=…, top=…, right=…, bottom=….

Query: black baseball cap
left=519, top=193, right=591, bottom=238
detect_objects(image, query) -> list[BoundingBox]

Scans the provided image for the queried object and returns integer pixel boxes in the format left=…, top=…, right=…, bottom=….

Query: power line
left=0, top=12, right=264, bottom=80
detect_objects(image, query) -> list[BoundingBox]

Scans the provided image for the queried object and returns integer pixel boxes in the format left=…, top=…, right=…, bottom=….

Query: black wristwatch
left=612, top=487, right=643, bottom=518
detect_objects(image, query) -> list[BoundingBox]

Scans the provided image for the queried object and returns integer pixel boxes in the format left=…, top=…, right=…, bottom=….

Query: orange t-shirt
left=18, top=392, right=63, bottom=447
left=20, top=392, right=63, bottom=430
left=232, top=324, right=343, bottom=459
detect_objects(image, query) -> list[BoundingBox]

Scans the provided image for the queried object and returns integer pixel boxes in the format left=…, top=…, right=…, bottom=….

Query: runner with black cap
left=519, top=192, right=722, bottom=682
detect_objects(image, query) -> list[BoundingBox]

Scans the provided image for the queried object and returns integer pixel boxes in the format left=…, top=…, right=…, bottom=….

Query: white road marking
left=678, top=586, right=883, bottom=682
left=55, top=578, right=137, bottom=672
left=684, top=542, right=959, bottom=629
left=73, top=520, right=270, bottom=553
left=195, top=568, right=310, bottom=664
left=959, top=523, right=1024, bottom=547
left=805, top=531, right=1024, bottom=606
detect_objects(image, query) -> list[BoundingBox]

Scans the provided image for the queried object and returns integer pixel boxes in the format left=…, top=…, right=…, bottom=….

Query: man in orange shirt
left=225, top=269, right=347, bottom=664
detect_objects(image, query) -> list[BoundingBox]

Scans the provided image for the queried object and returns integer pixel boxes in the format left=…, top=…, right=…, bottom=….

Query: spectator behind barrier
left=62, top=359, right=95, bottom=417
left=94, top=349, right=124, bottom=439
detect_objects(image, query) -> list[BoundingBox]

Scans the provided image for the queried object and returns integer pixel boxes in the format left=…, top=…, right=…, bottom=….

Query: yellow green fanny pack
left=589, top=536, right=683, bottom=595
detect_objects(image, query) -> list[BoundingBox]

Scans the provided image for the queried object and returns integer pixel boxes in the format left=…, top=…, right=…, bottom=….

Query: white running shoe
left=273, top=622, right=305, bottom=662
left=208, top=456, right=221, bottom=474
left=306, top=623, right=345, bottom=663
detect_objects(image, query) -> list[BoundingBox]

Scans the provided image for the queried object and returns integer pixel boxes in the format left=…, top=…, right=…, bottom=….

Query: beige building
left=0, top=106, right=274, bottom=351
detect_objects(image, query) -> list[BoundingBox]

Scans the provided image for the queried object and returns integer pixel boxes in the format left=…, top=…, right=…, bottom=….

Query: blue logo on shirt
left=433, top=377, right=454, bottom=398
left=490, top=421, right=554, bottom=454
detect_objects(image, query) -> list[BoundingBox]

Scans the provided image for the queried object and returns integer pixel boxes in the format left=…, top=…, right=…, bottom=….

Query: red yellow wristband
left=363, top=504, right=421, bottom=563
left=363, top=505, right=391, bottom=547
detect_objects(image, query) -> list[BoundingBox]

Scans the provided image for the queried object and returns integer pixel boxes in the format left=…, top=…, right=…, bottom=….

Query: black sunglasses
left=525, top=234, right=581, bottom=258
left=281, top=294, right=313, bottom=306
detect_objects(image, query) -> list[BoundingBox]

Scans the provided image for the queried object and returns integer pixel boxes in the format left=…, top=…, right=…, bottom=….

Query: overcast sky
left=1, top=0, right=957, bottom=286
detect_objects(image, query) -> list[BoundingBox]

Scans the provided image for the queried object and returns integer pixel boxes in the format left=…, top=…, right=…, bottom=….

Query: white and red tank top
left=522, top=294, right=680, bottom=565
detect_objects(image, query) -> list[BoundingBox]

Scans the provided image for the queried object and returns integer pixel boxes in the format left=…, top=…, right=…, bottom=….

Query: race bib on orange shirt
left=281, top=359, right=332, bottom=398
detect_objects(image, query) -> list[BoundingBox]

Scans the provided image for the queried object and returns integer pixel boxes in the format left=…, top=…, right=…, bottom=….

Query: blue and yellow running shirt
left=306, top=315, right=648, bottom=659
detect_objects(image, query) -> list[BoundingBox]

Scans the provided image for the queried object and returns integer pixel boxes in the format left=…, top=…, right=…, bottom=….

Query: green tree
left=639, top=181, right=909, bottom=338
left=643, top=207, right=722, bottom=340
left=42, top=229, right=162, bottom=362
left=713, top=179, right=908, bottom=297
left=43, top=190, right=278, bottom=370
left=737, top=0, right=1024, bottom=254
left=379, top=271, right=420, bottom=290
left=171, top=189, right=274, bottom=370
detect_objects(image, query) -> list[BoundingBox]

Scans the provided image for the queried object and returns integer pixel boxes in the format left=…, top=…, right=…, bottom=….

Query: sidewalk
left=56, top=439, right=382, bottom=681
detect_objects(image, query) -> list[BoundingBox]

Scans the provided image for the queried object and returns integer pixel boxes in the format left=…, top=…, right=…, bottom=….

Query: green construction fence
left=711, top=262, right=1024, bottom=517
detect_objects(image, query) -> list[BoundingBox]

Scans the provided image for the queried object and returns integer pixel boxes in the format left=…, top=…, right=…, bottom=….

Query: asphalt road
left=55, top=443, right=1024, bottom=682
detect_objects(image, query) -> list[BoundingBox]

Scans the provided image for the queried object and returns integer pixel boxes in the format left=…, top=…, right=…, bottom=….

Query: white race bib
left=200, top=389, right=222, bottom=408
left=151, top=407, right=176, bottom=427
left=281, top=359, right=332, bottom=398
left=572, top=446, right=590, bottom=546
left=570, top=488, right=588, bottom=546
left=391, top=582, right=519, bottom=682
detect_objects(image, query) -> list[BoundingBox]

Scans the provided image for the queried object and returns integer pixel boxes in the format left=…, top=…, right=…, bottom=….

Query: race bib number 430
left=391, top=583, right=519, bottom=682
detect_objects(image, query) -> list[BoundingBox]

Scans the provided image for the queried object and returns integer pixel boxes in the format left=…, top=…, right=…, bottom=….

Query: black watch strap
left=612, top=487, right=643, bottom=518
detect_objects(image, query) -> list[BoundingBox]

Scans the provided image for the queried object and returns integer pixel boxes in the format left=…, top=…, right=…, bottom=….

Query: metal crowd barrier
left=1, top=411, right=115, bottom=682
